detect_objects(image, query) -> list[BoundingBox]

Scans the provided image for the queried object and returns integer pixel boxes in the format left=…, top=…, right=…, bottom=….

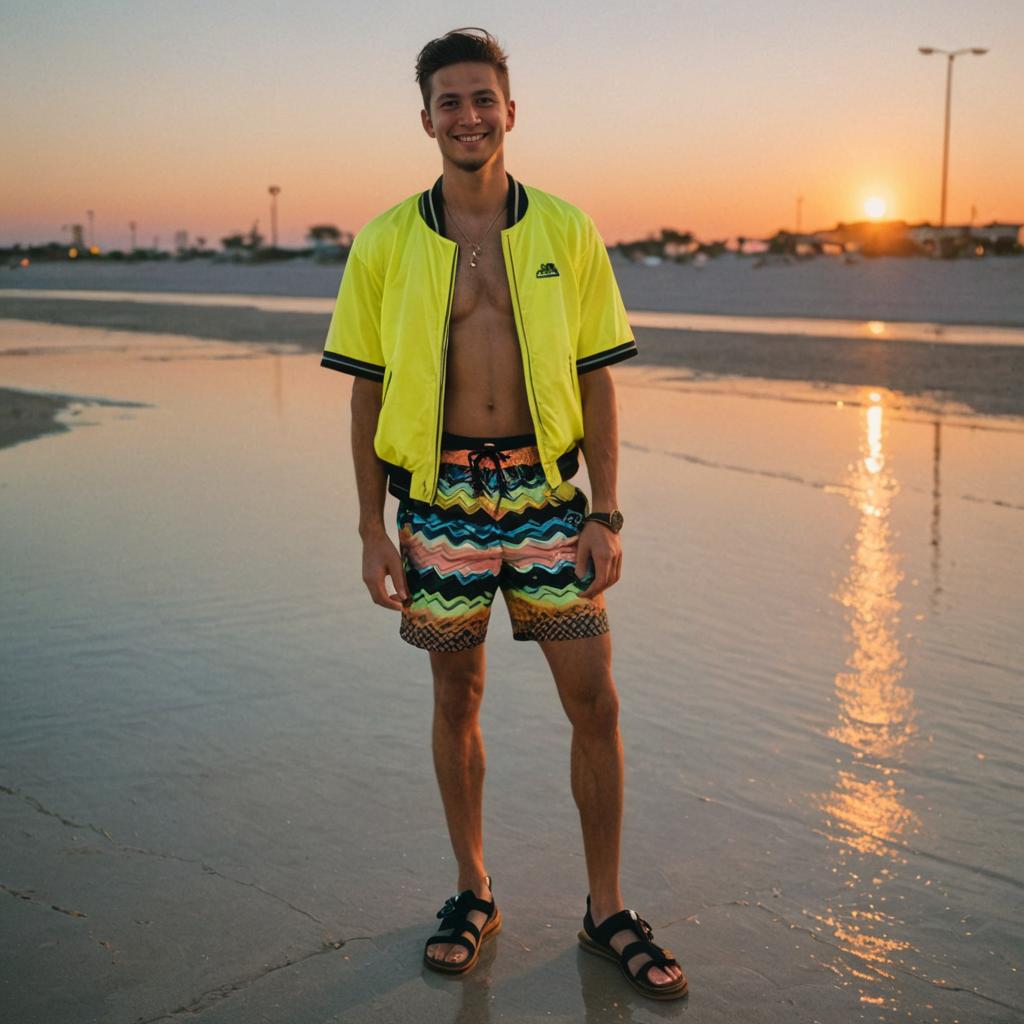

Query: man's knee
left=564, top=681, right=620, bottom=737
left=431, top=651, right=485, bottom=730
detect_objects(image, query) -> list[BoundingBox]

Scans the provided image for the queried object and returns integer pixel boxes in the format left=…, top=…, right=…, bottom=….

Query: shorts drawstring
left=466, top=444, right=512, bottom=512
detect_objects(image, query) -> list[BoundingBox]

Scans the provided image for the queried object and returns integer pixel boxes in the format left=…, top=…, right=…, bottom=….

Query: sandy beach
left=1, top=310, right=1022, bottom=1023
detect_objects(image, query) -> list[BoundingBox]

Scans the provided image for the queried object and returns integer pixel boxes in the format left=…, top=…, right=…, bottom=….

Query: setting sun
left=865, top=196, right=887, bottom=220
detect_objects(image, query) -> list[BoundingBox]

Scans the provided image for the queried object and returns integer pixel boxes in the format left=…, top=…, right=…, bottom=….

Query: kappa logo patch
left=536, top=262, right=560, bottom=278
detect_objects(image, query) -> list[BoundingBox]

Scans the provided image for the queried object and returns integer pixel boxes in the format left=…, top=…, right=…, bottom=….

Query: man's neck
left=441, top=158, right=508, bottom=217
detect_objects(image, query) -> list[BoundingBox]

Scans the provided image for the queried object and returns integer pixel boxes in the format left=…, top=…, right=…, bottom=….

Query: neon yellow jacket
left=321, top=175, right=636, bottom=503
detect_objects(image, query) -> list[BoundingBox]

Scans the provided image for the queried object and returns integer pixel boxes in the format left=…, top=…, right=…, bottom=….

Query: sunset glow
left=1, top=2, right=1020, bottom=249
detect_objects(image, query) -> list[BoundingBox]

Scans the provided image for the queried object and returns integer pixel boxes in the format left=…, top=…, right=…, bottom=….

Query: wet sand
left=2, top=318, right=1022, bottom=1023
left=2, top=290, right=1023, bottom=420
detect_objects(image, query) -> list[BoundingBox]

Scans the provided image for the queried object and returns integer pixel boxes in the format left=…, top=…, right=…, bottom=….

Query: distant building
left=908, top=222, right=1022, bottom=254
left=808, top=220, right=1021, bottom=258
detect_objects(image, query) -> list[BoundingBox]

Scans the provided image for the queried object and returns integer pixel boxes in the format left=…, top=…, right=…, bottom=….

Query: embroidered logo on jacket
left=536, top=262, right=560, bottom=278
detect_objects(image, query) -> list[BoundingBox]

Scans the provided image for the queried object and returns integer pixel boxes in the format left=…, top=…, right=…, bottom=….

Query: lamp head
left=970, top=48, right=989, bottom=55
left=918, top=46, right=936, bottom=55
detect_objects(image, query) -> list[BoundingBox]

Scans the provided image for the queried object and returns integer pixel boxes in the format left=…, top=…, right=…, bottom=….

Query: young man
left=321, top=28, right=686, bottom=1000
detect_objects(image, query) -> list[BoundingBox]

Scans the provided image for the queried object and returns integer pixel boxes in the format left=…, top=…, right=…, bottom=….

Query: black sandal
left=422, top=875, right=502, bottom=975
left=578, top=895, right=688, bottom=999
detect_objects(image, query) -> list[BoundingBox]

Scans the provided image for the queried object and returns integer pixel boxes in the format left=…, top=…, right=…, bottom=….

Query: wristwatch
left=584, top=510, right=624, bottom=533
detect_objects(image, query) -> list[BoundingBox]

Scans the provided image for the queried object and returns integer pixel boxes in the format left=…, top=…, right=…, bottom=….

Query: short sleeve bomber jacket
left=321, top=174, right=637, bottom=504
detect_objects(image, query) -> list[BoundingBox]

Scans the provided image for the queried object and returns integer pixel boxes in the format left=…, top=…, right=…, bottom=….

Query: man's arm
left=351, top=377, right=408, bottom=610
left=575, top=366, right=622, bottom=599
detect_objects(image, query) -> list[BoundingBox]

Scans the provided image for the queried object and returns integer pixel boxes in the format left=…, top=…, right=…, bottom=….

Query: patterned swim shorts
left=397, top=433, right=610, bottom=652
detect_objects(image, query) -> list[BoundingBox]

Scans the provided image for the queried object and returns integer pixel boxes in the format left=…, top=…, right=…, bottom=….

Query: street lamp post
left=268, top=185, right=281, bottom=249
left=918, top=46, right=988, bottom=227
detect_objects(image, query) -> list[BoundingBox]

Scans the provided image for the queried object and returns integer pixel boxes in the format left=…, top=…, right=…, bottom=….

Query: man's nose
left=458, top=108, right=482, bottom=127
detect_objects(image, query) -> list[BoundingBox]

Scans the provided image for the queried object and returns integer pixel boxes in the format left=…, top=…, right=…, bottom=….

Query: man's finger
left=388, top=555, right=410, bottom=603
left=574, top=539, right=592, bottom=581
left=376, top=584, right=405, bottom=610
left=579, top=553, right=611, bottom=599
left=366, top=568, right=405, bottom=610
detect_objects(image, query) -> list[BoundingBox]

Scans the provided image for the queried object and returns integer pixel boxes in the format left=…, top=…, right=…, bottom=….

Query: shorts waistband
left=441, top=431, right=537, bottom=452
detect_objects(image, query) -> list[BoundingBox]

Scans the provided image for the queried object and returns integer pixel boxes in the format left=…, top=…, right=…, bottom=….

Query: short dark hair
left=415, top=27, right=510, bottom=109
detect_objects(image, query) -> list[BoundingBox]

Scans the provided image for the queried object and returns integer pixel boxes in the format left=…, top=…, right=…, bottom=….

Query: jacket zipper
left=430, top=246, right=459, bottom=504
left=504, top=237, right=546, bottom=450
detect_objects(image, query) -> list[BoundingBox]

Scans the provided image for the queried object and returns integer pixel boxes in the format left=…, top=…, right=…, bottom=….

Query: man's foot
left=579, top=896, right=687, bottom=999
left=423, top=875, right=501, bottom=973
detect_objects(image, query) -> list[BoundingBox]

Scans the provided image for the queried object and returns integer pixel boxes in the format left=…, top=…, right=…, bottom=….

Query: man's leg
left=539, top=634, right=683, bottom=987
left=425, top=645, right=494, bottom=965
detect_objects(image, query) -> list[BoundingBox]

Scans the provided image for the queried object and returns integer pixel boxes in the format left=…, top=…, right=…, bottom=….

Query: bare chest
left=449, top=233, right=513, bottom=325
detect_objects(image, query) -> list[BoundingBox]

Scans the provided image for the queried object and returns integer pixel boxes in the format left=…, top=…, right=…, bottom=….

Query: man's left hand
left=575, top=521, right=622, bottom=599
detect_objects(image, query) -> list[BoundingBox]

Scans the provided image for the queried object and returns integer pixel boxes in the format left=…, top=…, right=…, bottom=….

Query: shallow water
left=1, top=319, right=1021, bottom=1024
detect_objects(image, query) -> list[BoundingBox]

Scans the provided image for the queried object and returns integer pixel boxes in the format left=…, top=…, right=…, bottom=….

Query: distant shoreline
left=3, top=253, right=1023, bottom=326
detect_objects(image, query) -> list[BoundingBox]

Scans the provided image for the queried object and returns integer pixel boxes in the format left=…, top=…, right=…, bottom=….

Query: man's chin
left=443, top=149, right=498, bottom=174
left=449, top=156, right=490, bottom=173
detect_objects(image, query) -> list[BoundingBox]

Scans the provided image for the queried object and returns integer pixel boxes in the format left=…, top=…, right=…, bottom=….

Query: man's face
left=421, top=62, right=515, bottom=173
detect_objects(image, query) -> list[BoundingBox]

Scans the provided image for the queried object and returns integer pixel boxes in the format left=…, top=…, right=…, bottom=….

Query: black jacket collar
left=419, top=172, right=527, bottom=236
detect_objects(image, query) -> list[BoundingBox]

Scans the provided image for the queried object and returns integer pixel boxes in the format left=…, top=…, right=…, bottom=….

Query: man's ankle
left=457, top=871, right=491, bottom=897
left=588, top=893, right=625, bottom=925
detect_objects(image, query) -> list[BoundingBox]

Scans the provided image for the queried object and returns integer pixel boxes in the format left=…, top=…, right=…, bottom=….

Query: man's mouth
left=454, top=133, right=487, bottom=143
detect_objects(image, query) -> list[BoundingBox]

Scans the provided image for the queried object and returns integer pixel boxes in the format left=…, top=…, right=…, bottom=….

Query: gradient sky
left=2, top=0, right=1022, bottom=250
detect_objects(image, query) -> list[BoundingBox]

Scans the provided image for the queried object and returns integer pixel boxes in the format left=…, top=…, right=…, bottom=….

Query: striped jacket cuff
left=320, top=350, right=386, bottom=381
left=576, top=340, right=638, bottom=374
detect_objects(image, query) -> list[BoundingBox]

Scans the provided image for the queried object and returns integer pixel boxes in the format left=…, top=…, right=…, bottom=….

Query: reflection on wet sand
left=811, top=390, right=920, bottom=1009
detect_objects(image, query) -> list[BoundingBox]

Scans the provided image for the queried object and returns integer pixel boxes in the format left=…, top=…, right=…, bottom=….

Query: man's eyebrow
left=435, top=88, right=499, bottom=100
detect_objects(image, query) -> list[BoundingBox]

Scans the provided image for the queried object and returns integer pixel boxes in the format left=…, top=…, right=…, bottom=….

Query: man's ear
left=421, top=108, right=436, bottom=139
left=505, top=98, right=516, bottom=132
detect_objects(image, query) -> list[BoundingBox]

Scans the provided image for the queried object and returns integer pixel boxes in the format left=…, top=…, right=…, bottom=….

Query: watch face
left=609, top=510, right=624, bottom=532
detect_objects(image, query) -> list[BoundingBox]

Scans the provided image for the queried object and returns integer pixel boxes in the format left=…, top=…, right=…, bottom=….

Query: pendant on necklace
left=469, top=245, right=481, bottom=268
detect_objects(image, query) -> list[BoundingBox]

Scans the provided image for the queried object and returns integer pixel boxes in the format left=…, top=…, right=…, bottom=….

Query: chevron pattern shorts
left=397, top=433, right=610, bottom=652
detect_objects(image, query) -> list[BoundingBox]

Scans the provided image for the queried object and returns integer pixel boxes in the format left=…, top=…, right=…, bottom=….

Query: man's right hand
left=361, top=529, right=410, bottom=611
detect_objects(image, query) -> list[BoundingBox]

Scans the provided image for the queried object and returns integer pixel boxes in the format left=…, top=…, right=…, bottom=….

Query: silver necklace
left=444, top=198, right=506, bottom=268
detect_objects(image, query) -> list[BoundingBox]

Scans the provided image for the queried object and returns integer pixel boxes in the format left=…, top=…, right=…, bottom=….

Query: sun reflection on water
left=811, top=388, right=921, bottom=1008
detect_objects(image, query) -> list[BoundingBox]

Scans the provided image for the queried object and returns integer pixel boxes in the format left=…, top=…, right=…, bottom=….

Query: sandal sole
left=424, top=907, right=503, bottom=975
left=577, top=930, right=688, bottom=1000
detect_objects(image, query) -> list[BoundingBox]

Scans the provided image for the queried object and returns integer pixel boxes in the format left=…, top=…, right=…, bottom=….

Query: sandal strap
left=430, top=918, right=482, bottom=944
left=621, top=937, right=674, bottom=967
left=436, top=889, right=495, bottom=926
left=587, top=906, right=654, bottom=947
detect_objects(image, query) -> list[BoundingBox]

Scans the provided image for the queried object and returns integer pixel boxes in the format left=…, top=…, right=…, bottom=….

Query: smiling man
left=321, top=27, right=687, bottom=1000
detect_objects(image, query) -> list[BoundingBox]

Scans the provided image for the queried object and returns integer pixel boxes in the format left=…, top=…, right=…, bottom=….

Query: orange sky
left=2, top=1, right=1022, bottom=249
